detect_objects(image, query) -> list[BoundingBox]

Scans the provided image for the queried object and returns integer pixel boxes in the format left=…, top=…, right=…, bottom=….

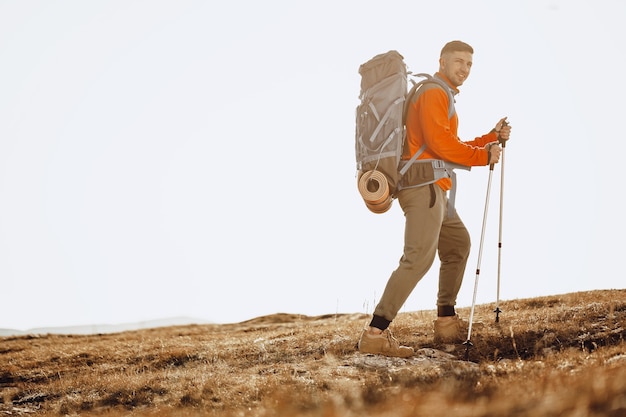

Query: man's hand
left=494, top=117, right=511, bottom=144
left=487, top=142, right=502, bottom=164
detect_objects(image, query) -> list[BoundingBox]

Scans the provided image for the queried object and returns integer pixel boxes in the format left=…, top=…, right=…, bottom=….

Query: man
left=358, top=40, right=512, bottom=357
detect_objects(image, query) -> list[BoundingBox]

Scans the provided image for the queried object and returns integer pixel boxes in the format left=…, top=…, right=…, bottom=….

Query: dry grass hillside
left=1, top=289, right=625, bottom=417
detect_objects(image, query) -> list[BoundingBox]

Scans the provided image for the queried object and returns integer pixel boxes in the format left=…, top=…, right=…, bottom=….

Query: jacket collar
left=434, top=72, right=460, bottom=95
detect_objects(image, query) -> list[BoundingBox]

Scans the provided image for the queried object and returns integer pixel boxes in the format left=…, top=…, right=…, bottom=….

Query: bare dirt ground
left=1, top=289, right=625, bottom=416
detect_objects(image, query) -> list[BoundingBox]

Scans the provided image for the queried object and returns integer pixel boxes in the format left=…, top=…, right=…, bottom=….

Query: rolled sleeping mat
left=358, top=170, right=392, bottom=213
left=365, top=194, right=392, bottom=213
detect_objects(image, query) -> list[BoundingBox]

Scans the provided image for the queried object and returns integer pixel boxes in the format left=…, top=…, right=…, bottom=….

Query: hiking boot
left=358, top=328, right=414, bottom=358
left=433, top=315, right=468, bottom=343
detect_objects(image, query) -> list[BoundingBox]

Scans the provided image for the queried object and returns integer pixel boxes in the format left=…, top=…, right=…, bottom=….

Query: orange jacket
left=403, top=72, right=497, bottom=191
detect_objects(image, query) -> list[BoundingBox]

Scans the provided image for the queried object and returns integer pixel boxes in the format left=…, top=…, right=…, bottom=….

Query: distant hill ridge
left=3, top=289, right=623, bottom=337
left=0, top=316, right=212, bottom=337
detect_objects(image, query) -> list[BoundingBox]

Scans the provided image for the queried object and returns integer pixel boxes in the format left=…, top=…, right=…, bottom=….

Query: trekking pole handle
left=488, top=143, right=496, bottom=171
left=489, top=120, right=509, bottom=169
left=497, top=120, right=509, bottom=148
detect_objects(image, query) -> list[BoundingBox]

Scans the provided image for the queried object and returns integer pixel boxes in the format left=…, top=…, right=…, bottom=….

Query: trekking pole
left=494, top=127, right=507, bottom=323
left=493, top=135, right=506, bottom=323
left=464, top=154, right=495, bottom=361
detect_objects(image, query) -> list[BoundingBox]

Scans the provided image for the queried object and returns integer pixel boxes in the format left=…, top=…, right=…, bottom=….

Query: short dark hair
left=440, top=40, right=474, bottom=57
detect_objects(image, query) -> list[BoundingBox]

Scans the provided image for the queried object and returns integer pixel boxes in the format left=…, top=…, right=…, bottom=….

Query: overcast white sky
left=1, top=0, right=624, bottom=331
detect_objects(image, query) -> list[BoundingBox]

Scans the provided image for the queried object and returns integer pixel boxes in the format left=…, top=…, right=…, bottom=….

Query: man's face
left=439, top=51, right=473, bottom=87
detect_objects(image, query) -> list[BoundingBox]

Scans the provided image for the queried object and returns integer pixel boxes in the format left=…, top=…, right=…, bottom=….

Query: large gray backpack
left=354, top=50, right=456, bottom=213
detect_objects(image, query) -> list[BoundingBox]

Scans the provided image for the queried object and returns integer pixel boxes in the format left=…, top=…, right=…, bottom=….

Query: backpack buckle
left=432, top=160, right=446, bottom=170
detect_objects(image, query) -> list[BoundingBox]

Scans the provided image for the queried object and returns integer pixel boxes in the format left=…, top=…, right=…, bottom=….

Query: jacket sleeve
left=419, top=88, right=493, bottom=166
left=464, top=132, right=498, bottom=148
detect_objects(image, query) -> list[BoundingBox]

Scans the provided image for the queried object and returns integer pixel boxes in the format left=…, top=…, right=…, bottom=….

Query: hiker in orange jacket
left=358, top=40, right=512, bottom=357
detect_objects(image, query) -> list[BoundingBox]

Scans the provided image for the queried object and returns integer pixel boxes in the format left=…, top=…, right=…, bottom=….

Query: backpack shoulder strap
left=403, top=73, right=456, bottom=123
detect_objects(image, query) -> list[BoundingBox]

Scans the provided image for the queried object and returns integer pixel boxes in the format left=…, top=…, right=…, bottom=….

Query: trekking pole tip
left=494, top=307, right=502, bottom=323
left=462, top=340, right=473, bottom=361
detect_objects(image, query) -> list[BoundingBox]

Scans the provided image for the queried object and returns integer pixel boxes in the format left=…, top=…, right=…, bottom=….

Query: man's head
left=439, top=40, right=474, bottom=87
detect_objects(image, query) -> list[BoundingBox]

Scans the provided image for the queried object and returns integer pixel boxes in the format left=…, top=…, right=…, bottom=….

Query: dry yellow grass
left=1, top=289, right=625, bottom=416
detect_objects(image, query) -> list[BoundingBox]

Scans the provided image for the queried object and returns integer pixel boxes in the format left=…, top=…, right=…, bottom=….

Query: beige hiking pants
left=373, top=184, right=471, bottom=322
